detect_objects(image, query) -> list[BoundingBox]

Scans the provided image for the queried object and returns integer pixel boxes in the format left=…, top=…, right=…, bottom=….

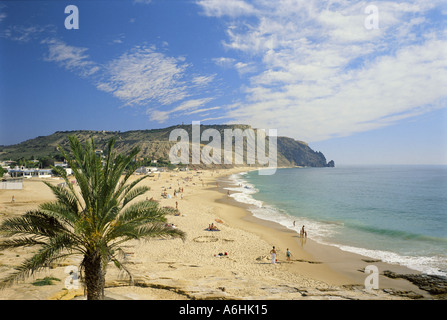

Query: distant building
left=54, top=161, right=68, bottom=168
left=136, top=166, right=159, bottom=175
left=136, top=166, right=148, bottom=174
left=8, top=168, right=53, bottom=179
left=54, top=161, right=72, bottom=175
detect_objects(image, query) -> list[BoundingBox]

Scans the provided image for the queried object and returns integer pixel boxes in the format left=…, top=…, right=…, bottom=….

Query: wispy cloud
left=97, top=46, right=190, bottom=107
left=197, top=0, right=257, bottom=17
left=186, top=106, right=221, bottom=115
left=41, top=38, right=99, bottom=77
left=111, top=33, right=125, bottom=45
left=133, top=0, right=153, bottom=4
left=148, top=97, right=215, bottom=123
left=94, top=46, right=219, bottom=122
left=213, top=56, right=257, bottom=75
left=191, top=74, right=216, bottom=87
left=2, top=20, right=217, bottom=123
left=212, top=57, right=235, bottom=68
left=1, top=25, right=55, bottom=43
left=198, top=0, right=447, bottom=142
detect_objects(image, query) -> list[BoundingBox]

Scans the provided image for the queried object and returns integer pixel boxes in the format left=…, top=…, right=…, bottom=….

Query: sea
left=223, top=165, right=447, bottom=276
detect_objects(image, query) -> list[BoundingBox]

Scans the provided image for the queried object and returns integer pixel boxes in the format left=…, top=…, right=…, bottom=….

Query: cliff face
left=276, top=136, right=334, bottom=167
left=0, top=125, right=334, bottom=168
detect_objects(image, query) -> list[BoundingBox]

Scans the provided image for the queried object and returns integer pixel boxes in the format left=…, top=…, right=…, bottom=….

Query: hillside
left=0, top=124, right=334, bottom=168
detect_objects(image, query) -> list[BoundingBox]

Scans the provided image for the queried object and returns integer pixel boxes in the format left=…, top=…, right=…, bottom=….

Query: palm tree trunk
left=83, top=251, right=105, bottom=300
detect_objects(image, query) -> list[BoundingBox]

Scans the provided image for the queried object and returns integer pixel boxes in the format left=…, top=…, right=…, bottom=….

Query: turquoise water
left=225, top=166, right=447, bottom=276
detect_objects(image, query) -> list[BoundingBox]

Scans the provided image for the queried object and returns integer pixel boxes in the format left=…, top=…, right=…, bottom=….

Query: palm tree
left=0, top=136, right=185, bottom=300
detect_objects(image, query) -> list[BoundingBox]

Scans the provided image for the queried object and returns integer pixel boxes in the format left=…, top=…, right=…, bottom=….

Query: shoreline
left=214, top=169, right=435, bottom=298
left=0, top=168, right=441, bottom=300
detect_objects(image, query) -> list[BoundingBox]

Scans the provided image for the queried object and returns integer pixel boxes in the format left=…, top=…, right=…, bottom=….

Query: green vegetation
left=32, top=277, right=60, bottom=286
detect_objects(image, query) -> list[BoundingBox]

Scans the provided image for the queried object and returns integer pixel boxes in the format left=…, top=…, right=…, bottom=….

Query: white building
left=54, top=161, right=68, bottom=168
left=8, top=168, right=53, bottom=179
left=136, top=166, right=159, bottom=175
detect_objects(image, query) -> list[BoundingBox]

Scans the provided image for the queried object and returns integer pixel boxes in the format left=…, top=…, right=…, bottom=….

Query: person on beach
left=286, top=248, right=291, bottom=261
left=300, top=225, right=307, bottom=238
left=270, top=246, right=277, bottom=264
left=207, top=223, right=219, bottom=231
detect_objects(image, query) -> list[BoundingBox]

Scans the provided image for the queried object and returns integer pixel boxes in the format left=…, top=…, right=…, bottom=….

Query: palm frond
left=0, top=233, right=81, bottom=289
left=136, top=222, right=186, bottom=241
left=0, top=236, right=46, bottom=250
left=0, top=211, right=70, bottom=239
left=116, top=175, right=148, bottom=206
left=122, top=185, right=150, bottom=208
left=117, top=200, right=166, bottom=224
left=39, top=201, right=77, bottom=226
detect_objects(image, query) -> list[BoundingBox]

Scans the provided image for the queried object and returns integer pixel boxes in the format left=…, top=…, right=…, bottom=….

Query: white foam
left=225, top=173, right=261, bottom=206
left=224, top=172, right=341, bottom=240
left=325, top=243, right=447, bottom=277
left=223, top=172, right=447, bottom=277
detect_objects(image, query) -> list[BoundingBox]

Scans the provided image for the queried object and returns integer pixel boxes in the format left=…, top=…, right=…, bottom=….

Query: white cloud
left=111, top=34, right=125, bottom=44
left=197, top=0, right=257, bottom=17
left=40, top=39, right=218, bottom=122
left=42, top=38, right=99, bottom=77
left=234, top=61, right=257, bottom=75
left=1, top=25, right=54, bottom=43
left=173, top=98, right=215, bottom=112
left=212, top=57, right=236, bottom=68
left=201, top=115, right=228, bottom=122
left=97, top=46, right=190, bottom=106
left=133, top=0, right=152, bottom=4
left=147, top=97, right=215, bottom=123
left=40, top=40, right=218, bottom=123
left=148, top=110, right=169, bottom=123
left=95, top=46, right=220, bottom=123
left=192, top=74, right=216, bottom=87
left=213, top=56, right=257, bottom=75
left=0, top=9, right=219, bottom=126
left=186, top=106, right=221, bottom=115
left=227, top=38, right=447, bottom=142
left=198, top=0, right=447, bottom=142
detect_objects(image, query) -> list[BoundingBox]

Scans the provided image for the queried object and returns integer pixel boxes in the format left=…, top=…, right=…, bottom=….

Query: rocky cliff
left=0, top=124, right=334, bottom=168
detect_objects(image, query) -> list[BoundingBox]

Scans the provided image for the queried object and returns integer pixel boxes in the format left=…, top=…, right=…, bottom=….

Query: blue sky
left=0, top=0, right=446, bottom=165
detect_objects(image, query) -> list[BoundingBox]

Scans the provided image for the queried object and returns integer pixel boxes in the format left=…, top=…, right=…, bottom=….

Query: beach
left=0, top=168, right=436, bottom=300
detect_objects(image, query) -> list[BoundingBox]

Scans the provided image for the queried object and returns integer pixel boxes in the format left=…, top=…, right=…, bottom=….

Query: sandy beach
left=0, top=168, right=434, bottom=300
